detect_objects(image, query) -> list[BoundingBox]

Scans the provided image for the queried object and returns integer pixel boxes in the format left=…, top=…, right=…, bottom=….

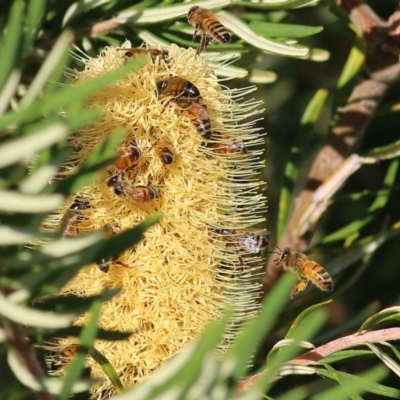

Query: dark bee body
left=156, top=76, right=200, bottom=101
left=96, top=255, right=129, bottom=273
left=276, top=248, right=334, bottom=297
left=208, top=134, right=247, bottom=155
left=51, top=344, right=79, bottom=371
left=59, top=198, right=90, bottom=238
left=155, top=140, right=174, bottom=165
left=95, top=225, right=130, bottom=273
left=221, top=229, right=269, bottom=256
left=176, top=98, right=212, bottom=139
left=115, top=142, right=141, bottom=170
left=122, top=47, right=169, bottom=64
left=187, top=6, right=231, bottom=55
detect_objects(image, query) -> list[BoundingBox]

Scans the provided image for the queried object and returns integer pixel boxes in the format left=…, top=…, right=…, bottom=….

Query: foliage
left=1, top=0, right=400, bottom=399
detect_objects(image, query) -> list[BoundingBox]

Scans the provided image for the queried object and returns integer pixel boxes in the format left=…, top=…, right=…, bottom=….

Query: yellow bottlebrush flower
left=47, top=40, right=267, bottom=396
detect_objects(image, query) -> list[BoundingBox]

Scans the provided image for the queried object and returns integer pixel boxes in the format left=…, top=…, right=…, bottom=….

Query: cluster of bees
left=51, top=5, right=333, bottom=373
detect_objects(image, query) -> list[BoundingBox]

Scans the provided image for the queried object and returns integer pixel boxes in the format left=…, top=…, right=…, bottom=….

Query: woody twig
left=237, top=327, right=400, bottom=392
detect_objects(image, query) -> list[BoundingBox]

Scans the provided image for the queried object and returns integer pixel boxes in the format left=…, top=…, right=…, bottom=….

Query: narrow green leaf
left=0, top=1, right=24, bottom=90
left=364, top=342, right=400, bottom=377
left=218, top=11, right=309, bottom=57
left=358, top=307, right=400, bottom=334
left=235, top=0, right=320, bottom=10
left=35, top=289, right=120, bottom=314
left=23, top=0, right=46, bottom=53
left=0, top=190, right=64, bottom=213
left=0, top=56, right=147, bottom=131
left=315, top=364, right=400, bottom=399
left=249, top=21, right=323, bottom=39
left=55, top=130, right=125, bottom=195
left=39, top=326, right=131, bottom=342
left=0, top=122, right=69, bottom=169
left=60, top=299, right=102, bottom=400
left=365, top=139, right=400, bottom=161
left=0, top=291, right=75, bottom=329
left=381, top=342, right=400, bottom=364
left=329, top=32, right=364, bottom=128
left=277, top=89, right=328, bottom=239
left=229, top=273, right=295, bottom=380
left=7, top=348, right=92, bottom=395
left=322, top=363, right=363, bottom=400
left=20, top=31, right=73, bottom=108
left=321, top=349, right=373, bottom=364
left=285, top=300, right=331, bottom=340
left=116, top=0, right=231, bottom=24
left=89, top=347, right=125, bottom=393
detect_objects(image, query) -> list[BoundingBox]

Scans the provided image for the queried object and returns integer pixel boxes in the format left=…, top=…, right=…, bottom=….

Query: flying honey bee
left=187, top=6, right=231, bottom=55
left=58, top=198, right=90, bottom=238
left=220, top=228, right=269, bottom=256
left=115, top=141, right=141, bottom=170
left=156, top=76, right=200, bottom=102
left=176, top=98, right=212, bottom=139
left=208, top=133, right=247, bottom=155
left=121, top=47, right=169, bottom=64
left=155, top=140, right=175, bottom=165
left=51, top=343, right=80, bottom=371
left=275, top=247, right=334, bottom=298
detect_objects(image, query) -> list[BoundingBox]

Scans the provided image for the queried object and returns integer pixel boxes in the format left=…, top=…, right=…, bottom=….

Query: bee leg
left=291, top=278, right=308, bottom=298
left=196, top=35, right=208, bottom=56
left=192, top=23, right=200, bottom=41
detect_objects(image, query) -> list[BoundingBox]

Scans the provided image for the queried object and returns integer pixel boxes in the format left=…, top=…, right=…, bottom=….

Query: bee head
left=187, top=6, right=199, bottom=23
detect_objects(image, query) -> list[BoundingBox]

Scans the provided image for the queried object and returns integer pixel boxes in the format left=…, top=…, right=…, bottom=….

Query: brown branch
left=237, top=327, right=400, bottom=391
left=261, top=0, right=400, bottom=296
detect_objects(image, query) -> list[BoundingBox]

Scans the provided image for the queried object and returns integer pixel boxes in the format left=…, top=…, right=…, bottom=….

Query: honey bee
left=155, top=140, right=174, bottom=165
left=221, top=229, right=269, bottom=256
left=108, top=175, right=158, bottom=204
left=187, top=6, right=231, bottom=55
left=51, top=343, right=80, bottom=371
left=95, top=225, right=129, bottom=273
left=156, top=76, right=200, bottom=102
left=58, top=198, right=90, bottom=238
left=208, top=133, right=247, bottom=155
left=96, top=256, right=130, bottom=273
left=115, top=141, right=141, bottom=170
left=276, top=248, right=334, bottom=298
left=122, top=47, right=169, bottom=64
left=176, top=98, right=212, bottom=139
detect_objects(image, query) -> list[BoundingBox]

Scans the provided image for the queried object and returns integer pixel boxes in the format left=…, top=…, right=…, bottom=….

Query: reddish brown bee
left=176, top=98, right=212, bottom=139
left=121, top=47, right=169, bottom=64
left=155, top=140, right=175, bottom=165
left=51, top=344, right=80, bottom=371
left=276, top=248, right=334, bottom=298
left=115, top=142, right=141, bottom=170
left=208, top=134, right=247, bottom=155
left=108, top=175, right=158, bottom=204
left=156, top=76, right=200, bottom=101
left=187, top=6, right=231, bottom=55
left=58, top=198, right=90, bottom=238
left=114, top=184, right=158, bottom=204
